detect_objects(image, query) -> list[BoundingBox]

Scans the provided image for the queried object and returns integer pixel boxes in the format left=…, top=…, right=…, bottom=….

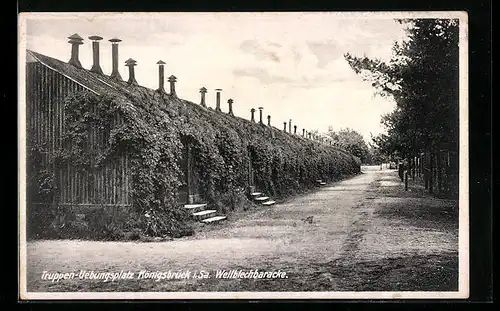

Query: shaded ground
left=26, top=167, right=459, bottom=292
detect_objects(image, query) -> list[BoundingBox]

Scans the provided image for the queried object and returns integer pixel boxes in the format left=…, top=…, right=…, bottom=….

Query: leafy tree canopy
left=327, top=127, right=371, bottom=164
left=345, top=19, right=459, bottom=158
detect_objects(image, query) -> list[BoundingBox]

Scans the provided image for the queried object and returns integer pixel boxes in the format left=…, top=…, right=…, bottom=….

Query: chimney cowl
left=68, top=33, right=84, bottom=42
left=125, top=58, right=137, bottom=66
left=199, top=87, right=207, bottom=107
left=68, top=33, right=84, bottom=68
left=125, top=58, right=138, bottom=85
left=168, top=75, right=177, bottom=96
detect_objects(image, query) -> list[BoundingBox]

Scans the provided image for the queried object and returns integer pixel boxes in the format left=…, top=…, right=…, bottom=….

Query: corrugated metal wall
left=26, top=62, right=132, bottom=207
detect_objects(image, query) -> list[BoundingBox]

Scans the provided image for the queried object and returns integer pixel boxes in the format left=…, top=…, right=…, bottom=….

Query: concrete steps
left=192, top=209, right=217, bottom=220
left=202, top=216, right=227, bottom=223
left=182, top=186, right=280, bottom=225
left=262, top=200, right=276, bottom=206
left=183, top=203, right=226, bottom=224
left=183, top=203, right=207, bottom=213
left=250, top=191, right=276, bottom=207
left=254, top=196, right=270, bottom=201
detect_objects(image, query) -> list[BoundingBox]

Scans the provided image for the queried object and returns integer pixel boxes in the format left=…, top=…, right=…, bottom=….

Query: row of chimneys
left=68, top=33, right=178, bottom=95
left=279, top=119, right=332, bottom=144
left=68, top=33, right=332, bottom=145
left=68, top=34, right=232, bottom=110
left=199, top=88, right=235, bottom=116
left=246, top=107, right=333, bottom=144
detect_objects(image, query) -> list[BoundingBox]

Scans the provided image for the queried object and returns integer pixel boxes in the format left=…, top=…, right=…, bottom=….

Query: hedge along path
left=29, top=82, right=361, bottom=239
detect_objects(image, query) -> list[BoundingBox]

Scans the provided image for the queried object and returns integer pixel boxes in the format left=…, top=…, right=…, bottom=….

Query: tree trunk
left=424, top=153, right=428, bottom=189
left=412, top=155, right=416, bottom=180
left=437, top=151, right=442, bottom=194
left=429, top=152, right=434, bottom=194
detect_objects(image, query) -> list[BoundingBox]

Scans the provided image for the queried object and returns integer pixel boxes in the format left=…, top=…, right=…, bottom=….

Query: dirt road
left=26, top=167, right=459, bottom=292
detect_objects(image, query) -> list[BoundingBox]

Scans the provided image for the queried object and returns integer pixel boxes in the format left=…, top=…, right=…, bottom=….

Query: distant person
left=398, top=160, right=407, bottom=182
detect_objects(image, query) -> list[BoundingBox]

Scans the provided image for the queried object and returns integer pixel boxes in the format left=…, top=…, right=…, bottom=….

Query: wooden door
left=178, top=141, right=202, bottom=204
left=177, top=143, right=189, bottom=204
left=187, top=146, right=201, bottom=203
left=247, top=147, right=256, bottom=187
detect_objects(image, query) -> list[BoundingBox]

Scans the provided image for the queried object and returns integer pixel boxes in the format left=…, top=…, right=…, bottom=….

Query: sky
left=22, top=12, right=408, bottom=142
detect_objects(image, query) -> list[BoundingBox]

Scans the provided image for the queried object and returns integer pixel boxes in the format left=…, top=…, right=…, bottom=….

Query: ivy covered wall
left=27, top=84, right=360, bottom=240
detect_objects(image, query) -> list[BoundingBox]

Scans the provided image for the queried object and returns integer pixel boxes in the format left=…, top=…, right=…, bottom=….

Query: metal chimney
left=228, top=99, right=234, bottom=116
left=109, top=38, right=122, bottom=80
left=89, top=36, right=104, bottom=74
left=156, top=60, right=166, bottom=92
left=68, top=33, right=84, bottom=68
left=199, top=87, right=207, bottom=107
left=215, top=89, right=222, bottom=112
left=168, top=75, right=177, bottom=96
left=125, top=58, right=138, bottom=85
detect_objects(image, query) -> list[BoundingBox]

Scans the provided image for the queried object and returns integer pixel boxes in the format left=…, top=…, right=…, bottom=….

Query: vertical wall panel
left=27, top=60, right=132, bottom=208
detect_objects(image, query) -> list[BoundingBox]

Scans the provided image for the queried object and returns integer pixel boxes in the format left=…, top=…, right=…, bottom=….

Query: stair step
left=202, top=216, right=227, bottom=223
left=192, top=210, right=216, bottom=217
left=254, top=196, right=269, bottom=201
left=184, top=203, right=207, bottom=210
left=262, top=200, right=276, bottom=206
left=250, top=192, right=262, bottom=196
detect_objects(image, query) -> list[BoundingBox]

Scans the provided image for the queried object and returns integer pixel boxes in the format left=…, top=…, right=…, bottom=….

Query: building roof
left=27, top=50, right=134, bottom=99
left=25, top=50, right=353, bottom=157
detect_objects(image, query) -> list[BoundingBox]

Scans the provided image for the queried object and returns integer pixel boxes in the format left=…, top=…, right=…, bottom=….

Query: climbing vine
left=27, top=84, right=360, bottom=240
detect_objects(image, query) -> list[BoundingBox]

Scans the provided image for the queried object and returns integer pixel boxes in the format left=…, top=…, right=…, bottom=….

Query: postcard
left=18, top=11, right=469, bottom=299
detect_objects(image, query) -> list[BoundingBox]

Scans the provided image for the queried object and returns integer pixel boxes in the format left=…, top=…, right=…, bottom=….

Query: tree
left=367, top=134, right=390, bottom=164
left=344, top=19, right=459, bottom=158
left=328, top=127, right=371, bottom=163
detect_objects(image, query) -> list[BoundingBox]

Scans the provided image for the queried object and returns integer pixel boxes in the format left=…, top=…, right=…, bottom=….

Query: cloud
left=291, top=45, right=303, bottom=63
left=267, top=42, right=282, bottom=48
left=239, top=40, right=283, bottom=63
left=232, top=53, right=356, bottom=90
left=232, top=67, right=294, bottom=84
left=306, top=41, right=343, bottom=69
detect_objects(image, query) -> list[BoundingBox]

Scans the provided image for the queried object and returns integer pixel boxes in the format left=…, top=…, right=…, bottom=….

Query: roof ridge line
left=26, top=50, right=99, bottom=95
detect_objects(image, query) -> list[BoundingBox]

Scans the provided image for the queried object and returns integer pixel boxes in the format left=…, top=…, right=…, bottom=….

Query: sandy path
left=26, top=167, right=458, bottom=292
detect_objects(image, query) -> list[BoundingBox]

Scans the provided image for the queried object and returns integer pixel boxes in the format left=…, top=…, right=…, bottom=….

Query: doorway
left=178, top=140, right=202, bottom=204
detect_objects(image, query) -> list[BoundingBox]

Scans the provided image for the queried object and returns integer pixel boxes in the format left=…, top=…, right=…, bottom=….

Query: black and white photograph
left=18, top=12, right=469, bottom=299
